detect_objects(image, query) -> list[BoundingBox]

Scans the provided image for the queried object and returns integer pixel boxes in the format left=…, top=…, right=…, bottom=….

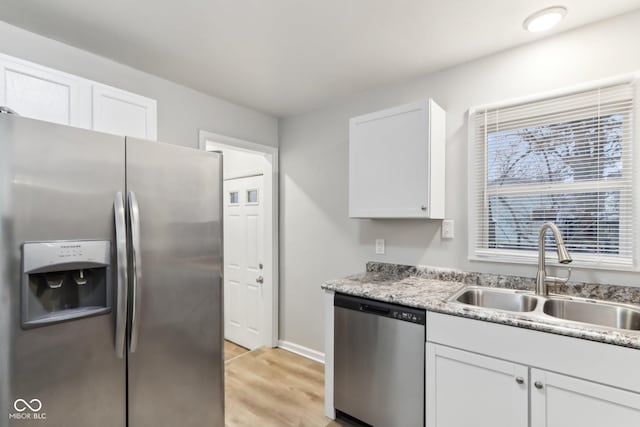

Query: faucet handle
left=545, top=268, right=571, bottom=285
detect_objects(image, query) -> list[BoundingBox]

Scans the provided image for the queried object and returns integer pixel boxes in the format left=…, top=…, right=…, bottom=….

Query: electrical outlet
left=442, top=220, right=455, bottom=239
left=375, top=239, right=385, bottom=254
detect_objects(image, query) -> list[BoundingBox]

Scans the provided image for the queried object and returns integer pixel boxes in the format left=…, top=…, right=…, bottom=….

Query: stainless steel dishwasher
left=334, top=293, right=426, bottom=427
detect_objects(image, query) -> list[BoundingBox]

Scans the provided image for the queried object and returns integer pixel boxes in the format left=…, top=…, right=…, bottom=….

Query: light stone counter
left=322, top=262, right=640, bottom=350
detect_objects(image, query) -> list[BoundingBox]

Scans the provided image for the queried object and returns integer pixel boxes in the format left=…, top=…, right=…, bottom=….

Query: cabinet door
left=426, top=343, right=528, bottom=427
left=0, top=56, right=90, bottom=127
left=92, top=84, right=157, bottom=140
left=350, top=100, right=445, bottom=218
left=531, top=369, right=640, bottom=427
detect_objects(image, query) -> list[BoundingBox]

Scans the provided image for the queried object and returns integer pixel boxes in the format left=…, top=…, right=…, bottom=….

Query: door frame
left=199, top=130, right=279, bottom=348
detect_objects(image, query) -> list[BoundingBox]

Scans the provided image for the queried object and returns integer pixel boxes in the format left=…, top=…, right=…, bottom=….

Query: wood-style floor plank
left=224, top=340, right=249, bottom=362
left=225, top=347, right=352, bottom=427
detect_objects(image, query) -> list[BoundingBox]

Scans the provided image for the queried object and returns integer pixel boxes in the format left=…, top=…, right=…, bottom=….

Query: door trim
left=199, top=130, right=279, bottom=348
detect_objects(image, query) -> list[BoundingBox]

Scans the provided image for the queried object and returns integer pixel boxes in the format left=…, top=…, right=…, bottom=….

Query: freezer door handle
left=114, top=192, right=128, bottom=358
left=128, top=191, right=143, bottom=353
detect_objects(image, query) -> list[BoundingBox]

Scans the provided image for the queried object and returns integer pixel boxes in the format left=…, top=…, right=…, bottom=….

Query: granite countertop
left=321, top=262, right=640, bottom=350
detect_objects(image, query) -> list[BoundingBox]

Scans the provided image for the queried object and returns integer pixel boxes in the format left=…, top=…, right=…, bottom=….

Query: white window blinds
left=471, top=81, right=636, bottom=267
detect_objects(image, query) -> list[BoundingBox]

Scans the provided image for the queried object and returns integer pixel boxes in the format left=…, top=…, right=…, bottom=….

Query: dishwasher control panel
left=334, top=293, right=426, bottom=325
left=391, top=310, right=424, bottom=324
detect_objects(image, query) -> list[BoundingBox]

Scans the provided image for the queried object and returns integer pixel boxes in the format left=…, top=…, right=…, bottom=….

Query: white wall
left=0, top=20, right=278, bottom=148
left=279, top=10, right=640, bottom=353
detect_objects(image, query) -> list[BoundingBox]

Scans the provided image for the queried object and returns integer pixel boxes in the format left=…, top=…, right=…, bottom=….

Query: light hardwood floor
left=225, top=346, right=352, bottom=427
left=224, top=340, right=249, bottom=362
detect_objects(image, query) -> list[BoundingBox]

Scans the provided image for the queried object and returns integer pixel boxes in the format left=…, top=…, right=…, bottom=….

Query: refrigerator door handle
left=128, top=191, right=143, bottom=353
left=114, top=192, right=128, bottom=358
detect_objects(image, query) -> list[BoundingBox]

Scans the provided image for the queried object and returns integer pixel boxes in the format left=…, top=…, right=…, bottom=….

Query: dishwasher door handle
left=360, top=304, right=390, bottom=316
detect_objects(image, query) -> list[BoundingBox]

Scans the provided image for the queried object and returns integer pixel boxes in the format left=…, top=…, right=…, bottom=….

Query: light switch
left=375, top=239, right=385, bottom=254
left=442, top=220, right=454, bottom=239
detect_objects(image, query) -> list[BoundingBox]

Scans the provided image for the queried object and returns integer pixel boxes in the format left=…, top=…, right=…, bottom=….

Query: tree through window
left=471, top=82, right=635, bottom=266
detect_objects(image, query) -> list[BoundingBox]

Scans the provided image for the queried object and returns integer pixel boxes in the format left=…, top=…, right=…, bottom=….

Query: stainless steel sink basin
left=454, top=288, right=538, bottom=312
left=449, top=285, right=640, bottom=334
left=543, top=298, right=640, bottom=331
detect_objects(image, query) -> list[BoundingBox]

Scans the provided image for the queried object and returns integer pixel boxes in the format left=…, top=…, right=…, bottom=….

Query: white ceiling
left=1, top=0, right=639, bottom=117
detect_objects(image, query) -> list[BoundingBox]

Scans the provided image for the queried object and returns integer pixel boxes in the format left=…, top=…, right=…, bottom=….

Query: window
left=247, top=189, right=258, bottom=204
left=229, top=191, right=239, bottom=204
left=470, top=81, right=636, bottom=267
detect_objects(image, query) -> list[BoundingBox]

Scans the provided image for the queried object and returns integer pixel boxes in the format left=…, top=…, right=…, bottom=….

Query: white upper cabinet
left=0, top=56, right=89, bottom=127
left=349, top=99, right=446, bottom=219
left=0, top=53, right=157, bottom=140
left=92, top=84, right=157, bottom=140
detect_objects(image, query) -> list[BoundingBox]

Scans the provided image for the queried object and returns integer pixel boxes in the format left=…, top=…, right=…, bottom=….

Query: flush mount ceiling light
left=523, top=6, right=567, bottom=32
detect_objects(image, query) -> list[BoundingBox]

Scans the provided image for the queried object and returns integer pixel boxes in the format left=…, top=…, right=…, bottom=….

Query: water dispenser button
left=74, top=270, right=88, bottom=286
left=45, top=272, right=65, bottom=289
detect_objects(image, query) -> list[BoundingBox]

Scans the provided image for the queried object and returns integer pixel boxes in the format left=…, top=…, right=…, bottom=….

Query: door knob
left=534, top=381, right=544, bottom=389
left=256, top=276, right=264, bottom=284
left=515, top=377, right=525, bottom=385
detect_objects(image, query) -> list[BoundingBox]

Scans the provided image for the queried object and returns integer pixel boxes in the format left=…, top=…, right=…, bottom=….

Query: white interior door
left=223, top=175, right=265, bottom=350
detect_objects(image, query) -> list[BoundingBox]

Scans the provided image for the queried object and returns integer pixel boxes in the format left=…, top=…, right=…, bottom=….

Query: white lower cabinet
left=426, top=312, right=640, bottom=427
left=426, top=344, right=528, bottom=427
left=531, top=369, right=640, bottom=427
left=427, top=343, right=640, bottom=427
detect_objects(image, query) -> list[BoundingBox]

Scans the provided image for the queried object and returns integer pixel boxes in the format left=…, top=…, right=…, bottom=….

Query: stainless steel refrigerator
left=0, top=114, right=224, bottom=427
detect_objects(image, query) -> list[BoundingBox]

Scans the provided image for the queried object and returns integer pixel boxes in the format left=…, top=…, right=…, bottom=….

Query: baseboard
left=277, top=340, right=325, bottom=364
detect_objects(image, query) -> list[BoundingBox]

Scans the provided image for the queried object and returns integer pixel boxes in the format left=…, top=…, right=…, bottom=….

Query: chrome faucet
left=535, top=222, right=572, bottom=296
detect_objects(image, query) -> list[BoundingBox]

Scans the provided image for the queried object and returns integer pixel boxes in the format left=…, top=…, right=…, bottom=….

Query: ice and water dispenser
left=22, top=240, right=112, bottom=328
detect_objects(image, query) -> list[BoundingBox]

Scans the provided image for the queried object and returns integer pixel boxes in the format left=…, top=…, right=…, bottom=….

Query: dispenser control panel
left=23, top=240, right=110, bottom=273
left=59, top=244, right=84, bottom=258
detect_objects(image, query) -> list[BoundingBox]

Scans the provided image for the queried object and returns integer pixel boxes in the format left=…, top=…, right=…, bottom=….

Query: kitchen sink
left=543, top=298, right=640, bottom=331
left=449, top=285, right=640, bottom=333
left=454, top=287, right=538, bottom=312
